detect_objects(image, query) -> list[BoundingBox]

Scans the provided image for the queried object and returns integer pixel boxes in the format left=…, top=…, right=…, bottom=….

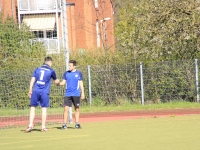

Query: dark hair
left=44, top=56, right=53, bottom=62
left=69, top=60, right=77, bottom=66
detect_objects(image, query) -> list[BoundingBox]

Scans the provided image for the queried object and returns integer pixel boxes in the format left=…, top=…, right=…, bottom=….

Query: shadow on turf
left=20, top=127, right=75, bottom=132
left=21, top=129, right=42, bottom=132
left=53, top=126, right=75, bottom=130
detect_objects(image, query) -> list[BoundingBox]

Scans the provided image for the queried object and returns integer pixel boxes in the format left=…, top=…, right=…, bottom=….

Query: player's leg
left=75, top=107, right=80, bottom=125
left=29, top=106, right=36, bottom=127
left=24, top=91, right=39, bottom=132
left=40, top=93, right=50, bottom=131
left=24, top=107, right=36, bottom=132
left=63, top=106, right=69, bottom=124
left=41, top=107, right=47, bottom=131
left=68, top=107, right=73, bottom=124
left=61, top=96, right=72, bottom=130
left=72, top=96, right=81, bottom=129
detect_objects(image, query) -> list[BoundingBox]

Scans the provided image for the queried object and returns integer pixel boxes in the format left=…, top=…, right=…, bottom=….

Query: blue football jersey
left=32, top=64, right=57, bottom=94
left=63, top=70, right=83, bottom=96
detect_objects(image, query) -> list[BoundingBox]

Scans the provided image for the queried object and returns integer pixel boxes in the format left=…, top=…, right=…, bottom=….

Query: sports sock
left=76, top=122, right=79, bottom=125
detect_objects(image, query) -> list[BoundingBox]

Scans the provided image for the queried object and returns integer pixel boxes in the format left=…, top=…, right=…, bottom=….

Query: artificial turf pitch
left=1, top=115, right=200, bottom=150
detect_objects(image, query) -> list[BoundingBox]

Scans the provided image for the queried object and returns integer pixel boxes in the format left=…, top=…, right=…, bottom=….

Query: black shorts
left=64, top=96, right=80, bottom=107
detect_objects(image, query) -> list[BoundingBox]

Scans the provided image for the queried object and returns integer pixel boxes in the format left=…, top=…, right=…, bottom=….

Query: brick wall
left=0, top=0, right=115, bottom=51
left=0, top=0, right=17, bottom=21
left=66, top=0, right=115, bottom=51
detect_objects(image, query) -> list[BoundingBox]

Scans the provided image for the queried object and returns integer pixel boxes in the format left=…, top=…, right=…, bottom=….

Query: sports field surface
left=1, top=109, right=200, bottom=150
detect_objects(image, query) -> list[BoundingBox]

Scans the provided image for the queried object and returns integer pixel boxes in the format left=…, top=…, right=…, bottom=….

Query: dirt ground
left=1, top=108, right=200, bottom=128
left=79, top=108, right=200, bottom=122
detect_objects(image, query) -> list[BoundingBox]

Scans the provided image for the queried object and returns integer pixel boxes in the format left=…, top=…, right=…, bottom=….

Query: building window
left=33, top=31, right=44, bottom=38
left=46, top=30, right=57, bottom=38
left=33, top=30, right=57, bottom=39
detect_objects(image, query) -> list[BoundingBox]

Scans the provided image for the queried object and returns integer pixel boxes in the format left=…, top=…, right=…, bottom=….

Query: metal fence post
left=195, top=59, right=199, bottom=103
left=88, top=65, right=92, bottom=106
left=140, top=62, right=144, bottom=105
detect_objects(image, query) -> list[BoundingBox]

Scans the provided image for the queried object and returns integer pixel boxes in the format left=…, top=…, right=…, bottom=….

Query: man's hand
left=28, top=91, right=32, bottom=98
left=58, top=80, right=66, bottom=86
left=56, top=82, right=60, bottom=86
left=81, top=94, right=85, bottom=100
left=55, top=79, right=60, bottom=85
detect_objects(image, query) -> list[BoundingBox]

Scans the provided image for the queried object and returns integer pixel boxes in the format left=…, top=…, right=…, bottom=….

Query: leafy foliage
left=115, top=0, right=200, bottom=61
left=1, top=1, right=200, bottom=108
left=0, top=13, right=46, bottom=69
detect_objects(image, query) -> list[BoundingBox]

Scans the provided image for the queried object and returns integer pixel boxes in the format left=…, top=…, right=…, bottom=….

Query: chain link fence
left=142, top=60, right=196, bottom=103
left=0, top=59, right=199, bottom=128
left=0, top=59, right=199, bottom=109
left=83, top=59, right=198, bottom=106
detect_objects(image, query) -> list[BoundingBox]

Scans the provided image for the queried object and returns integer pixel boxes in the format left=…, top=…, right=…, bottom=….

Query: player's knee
left=64, top=106, right=69, bottom=111
left=75, top=107, right=79, bottom=111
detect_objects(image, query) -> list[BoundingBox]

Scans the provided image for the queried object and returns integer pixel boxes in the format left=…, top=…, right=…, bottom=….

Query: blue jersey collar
left=42, top=64, right=51, bottom=68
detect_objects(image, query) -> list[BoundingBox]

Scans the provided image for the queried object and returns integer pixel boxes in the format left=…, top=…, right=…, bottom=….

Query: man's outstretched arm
left=58, top=80, right=66, bottom=86
left=28, top=77, right=35, bottom=98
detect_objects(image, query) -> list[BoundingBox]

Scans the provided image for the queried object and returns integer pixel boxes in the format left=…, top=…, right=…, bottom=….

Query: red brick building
left=0, top=0, right=16, bottom=20
left=0, top=0, right=115, bottom=53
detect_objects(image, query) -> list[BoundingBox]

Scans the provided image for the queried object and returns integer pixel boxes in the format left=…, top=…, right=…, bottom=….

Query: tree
left=115, top=0, right=200, bottom=61
left=0, top=13, right=46, bottom=68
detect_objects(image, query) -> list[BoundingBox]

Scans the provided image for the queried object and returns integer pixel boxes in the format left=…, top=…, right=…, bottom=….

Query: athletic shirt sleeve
left=78, top=71, right=83, bottom=80
left=62, top=72, right=67, bottom=80
left=51, top=70, right=57, bottom=80
left=32, top=68, right=37, bottom=77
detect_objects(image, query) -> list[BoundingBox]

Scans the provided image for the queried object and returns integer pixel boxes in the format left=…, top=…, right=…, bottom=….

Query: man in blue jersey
left=58, top=60, right=85, bottom=129
left=24, top=57, right=60, bottom=132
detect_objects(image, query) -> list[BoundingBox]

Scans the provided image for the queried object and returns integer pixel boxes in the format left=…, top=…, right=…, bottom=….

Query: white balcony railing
left=18, top=0, right=61, bottom=11
left=30, top=38, right=64, bottom=53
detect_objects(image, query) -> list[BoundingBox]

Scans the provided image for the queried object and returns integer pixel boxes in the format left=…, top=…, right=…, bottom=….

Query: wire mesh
left=142, top=60, right=196, bottom=103
left=89, top=64, right=141, bottom=105
left=0, top=59, right=199, bottom=128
